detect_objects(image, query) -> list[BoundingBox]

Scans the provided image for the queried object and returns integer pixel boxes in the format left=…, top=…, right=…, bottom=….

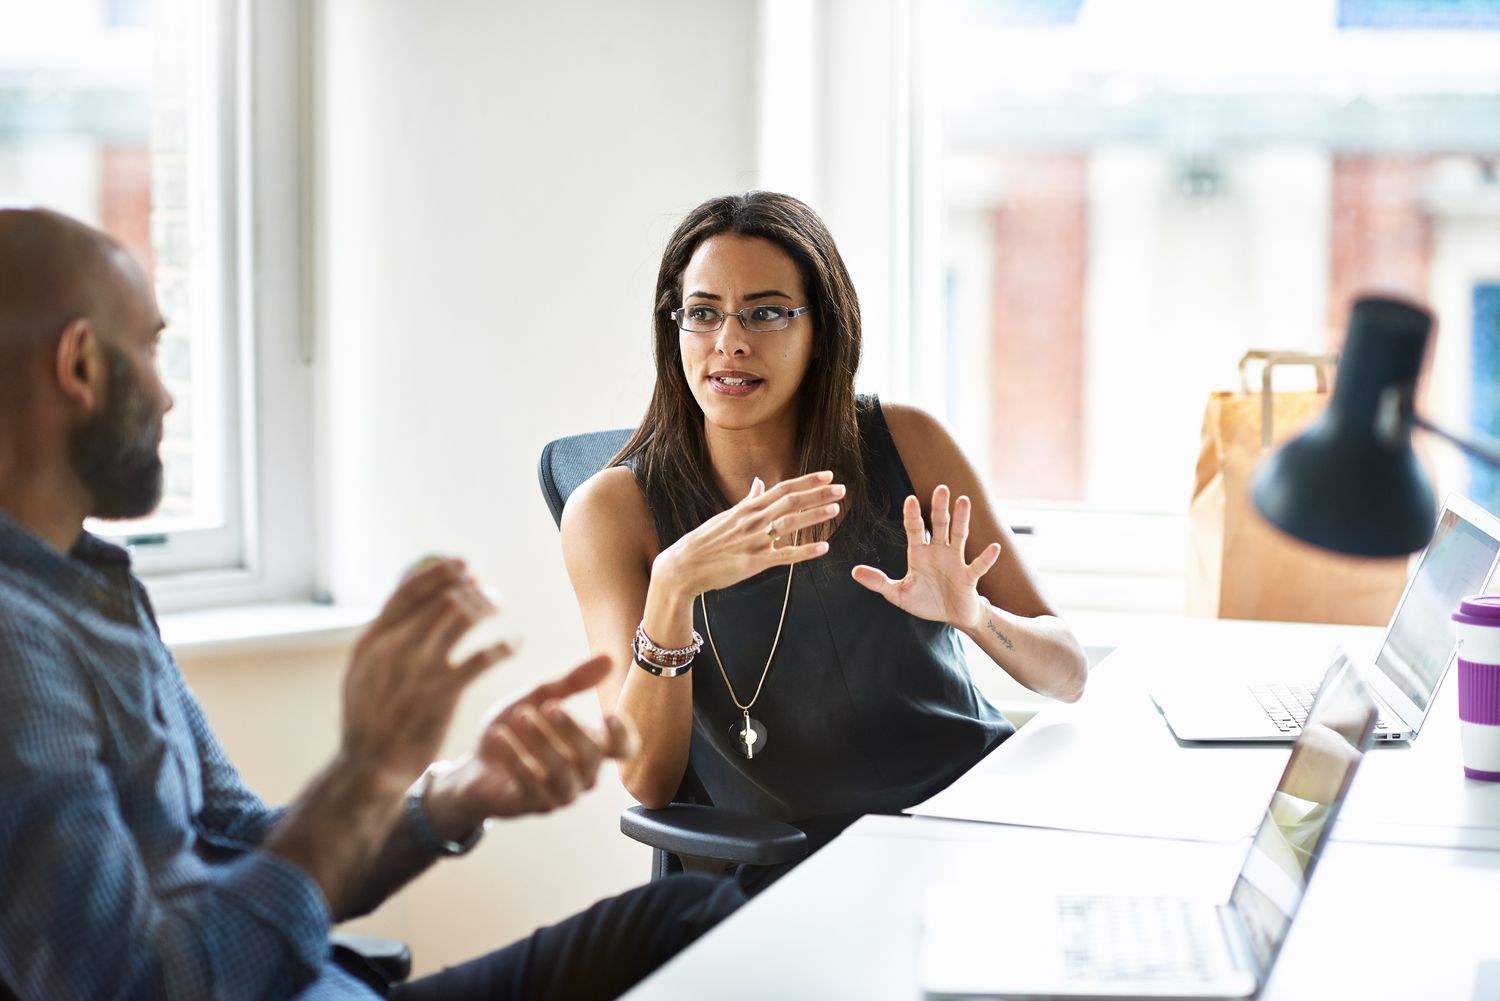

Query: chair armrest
left=330, top=931, right=413, bottom=986
left=620, top=804, right=809, bottom=866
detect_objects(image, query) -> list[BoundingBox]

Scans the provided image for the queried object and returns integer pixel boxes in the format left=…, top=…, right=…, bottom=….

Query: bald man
left=0, top=209, right=742, bottom=1001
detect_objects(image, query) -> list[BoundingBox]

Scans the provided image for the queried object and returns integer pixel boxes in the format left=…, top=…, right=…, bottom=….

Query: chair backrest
left=537, top=429, right=634, bottom=527
left=539, top=428, right=760, bottom=881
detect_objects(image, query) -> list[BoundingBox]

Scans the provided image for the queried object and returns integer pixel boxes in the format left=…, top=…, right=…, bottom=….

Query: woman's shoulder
left=871, top=399, right=957, bottom=454
left=870, top=399, right=971, bottom=496
left=559, top=464, right=658, bottom=557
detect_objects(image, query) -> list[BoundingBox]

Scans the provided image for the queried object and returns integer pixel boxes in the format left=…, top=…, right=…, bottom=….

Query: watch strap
left=403, top=765, right=483, bottom=857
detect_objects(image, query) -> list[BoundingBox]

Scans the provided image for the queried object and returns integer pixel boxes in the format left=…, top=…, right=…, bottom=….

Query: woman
left=562, top=192, right=1086, bottom=879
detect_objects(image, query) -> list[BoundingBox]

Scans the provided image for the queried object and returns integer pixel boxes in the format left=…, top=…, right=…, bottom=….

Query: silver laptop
left=1151, top=493, right=1500, bottom=743
left=922, top=653, right=1377, bottom=1000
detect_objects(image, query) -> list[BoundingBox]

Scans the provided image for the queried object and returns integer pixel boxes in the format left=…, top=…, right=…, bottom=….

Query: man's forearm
left=336, top=805, right=440, bottom=921
left=262, top=754, right=411, bottom=919
left=328, top=763, right=486, bottom=921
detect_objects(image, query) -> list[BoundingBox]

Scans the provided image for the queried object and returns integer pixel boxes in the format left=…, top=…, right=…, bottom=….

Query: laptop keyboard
left=1250, top=682, right=1315, bottom=732
left=1249, top=682, right=1389, bottom=733
left=1058, top=895, right=1224, bottom=984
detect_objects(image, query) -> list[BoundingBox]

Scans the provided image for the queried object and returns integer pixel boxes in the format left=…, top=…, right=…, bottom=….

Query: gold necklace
left=700, top=531, right=798, bottom=760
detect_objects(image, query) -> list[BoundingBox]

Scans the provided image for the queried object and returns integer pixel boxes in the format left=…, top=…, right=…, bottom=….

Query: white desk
left=915, top=617, right=1500, bottom=849
left=624, top=815, right=1500, bottom=1000
left=623, top=618, right=1500, bottom=1000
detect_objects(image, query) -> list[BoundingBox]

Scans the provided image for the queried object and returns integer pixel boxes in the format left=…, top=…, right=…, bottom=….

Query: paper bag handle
left=1236, top=351, right=1340, bottom=447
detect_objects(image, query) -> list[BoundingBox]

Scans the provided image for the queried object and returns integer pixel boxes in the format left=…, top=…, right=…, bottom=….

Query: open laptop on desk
left=922, top=651, right=1377, bottom=1000
left=1151, top=493, right=1500, bottom=743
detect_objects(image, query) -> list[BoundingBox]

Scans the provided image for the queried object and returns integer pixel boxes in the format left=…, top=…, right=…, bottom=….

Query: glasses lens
left=678, top=305, right=723, bottom=332
left=743, top=305, right=790, bottom=331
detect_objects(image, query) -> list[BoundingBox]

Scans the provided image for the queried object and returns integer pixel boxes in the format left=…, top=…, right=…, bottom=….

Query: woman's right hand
left=651, top=470, right=844, bottom=598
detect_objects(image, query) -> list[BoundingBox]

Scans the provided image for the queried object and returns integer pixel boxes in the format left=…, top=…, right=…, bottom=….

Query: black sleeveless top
left=641, top=396, right=1015, bottom=828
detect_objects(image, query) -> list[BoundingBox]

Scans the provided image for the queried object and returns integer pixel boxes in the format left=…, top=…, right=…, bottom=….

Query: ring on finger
left=766, top=518, right=779, bottom=540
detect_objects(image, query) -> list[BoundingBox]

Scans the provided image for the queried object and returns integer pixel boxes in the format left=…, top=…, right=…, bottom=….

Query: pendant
left=730, top=714, right=768, bottom=759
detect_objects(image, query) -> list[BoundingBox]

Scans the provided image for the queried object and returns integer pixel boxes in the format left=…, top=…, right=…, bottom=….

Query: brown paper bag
left=1186, top=351, right=1410, bottom=626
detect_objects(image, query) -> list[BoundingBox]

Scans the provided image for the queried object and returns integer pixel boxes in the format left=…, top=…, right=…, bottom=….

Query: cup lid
left=1453, top=595, right=1500, bottom=626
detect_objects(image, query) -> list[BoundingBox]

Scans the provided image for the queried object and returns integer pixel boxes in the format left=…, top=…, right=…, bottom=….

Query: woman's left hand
left=851, top=484, right=1001, bottom=628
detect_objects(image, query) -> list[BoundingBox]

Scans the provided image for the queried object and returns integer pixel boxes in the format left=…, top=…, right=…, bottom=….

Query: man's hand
left=341, top=558, right=514, bottom=786
left=425, top=654, right=638, bottom=835
left=265, top=557, right=516, bottom=918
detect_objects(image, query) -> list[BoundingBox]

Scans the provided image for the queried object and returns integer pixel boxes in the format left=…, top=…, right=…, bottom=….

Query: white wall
left=314, top=0, right=759, bottom=607
left=191, top=0, right=762, bottom=976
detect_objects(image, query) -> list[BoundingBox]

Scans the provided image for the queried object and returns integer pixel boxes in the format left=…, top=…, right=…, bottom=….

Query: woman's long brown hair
left=612, top=191, right=882, bottom=551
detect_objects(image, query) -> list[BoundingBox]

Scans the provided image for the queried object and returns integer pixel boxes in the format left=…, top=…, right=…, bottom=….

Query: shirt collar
left=0, top=508, right=136, bottom=612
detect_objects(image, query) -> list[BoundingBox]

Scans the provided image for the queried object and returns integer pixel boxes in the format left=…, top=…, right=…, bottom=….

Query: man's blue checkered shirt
left=0, top=511, right=380, bottom=999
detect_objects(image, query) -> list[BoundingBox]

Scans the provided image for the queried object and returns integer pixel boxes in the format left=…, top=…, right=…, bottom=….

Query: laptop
left=1151, top=493, right=1500, bottom=743
left=922, top=652, right=1377, bottom=1000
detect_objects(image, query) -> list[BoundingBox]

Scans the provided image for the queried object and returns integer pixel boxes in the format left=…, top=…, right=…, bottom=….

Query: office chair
left=0, top=934, right=409, bottom=999
left=538, top=429, right=809, bottom=880
left=331, top=932, right=412, bottom=991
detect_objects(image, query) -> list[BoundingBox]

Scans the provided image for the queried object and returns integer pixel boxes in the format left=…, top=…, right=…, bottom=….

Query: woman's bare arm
left=878, top=402, right=1087, bottom=702
left=561, top=467, right=692, bottom=807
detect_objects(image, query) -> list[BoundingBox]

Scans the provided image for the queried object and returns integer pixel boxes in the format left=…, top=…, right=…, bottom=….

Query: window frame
left=813, top=0, right=1500, bottom=614
left=88, top=0, right=246, bottom=579
left=802, top=0, right=1188, bottom=613
left=119, top=0, right=317, bottom=612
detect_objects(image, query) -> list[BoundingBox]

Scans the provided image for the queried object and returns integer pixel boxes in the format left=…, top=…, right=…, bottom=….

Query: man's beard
left=67, top=344, right=165, bottom=520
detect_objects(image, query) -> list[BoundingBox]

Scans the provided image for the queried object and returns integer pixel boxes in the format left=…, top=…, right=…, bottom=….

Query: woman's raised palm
left=851, top=485, right=1001, bottom=627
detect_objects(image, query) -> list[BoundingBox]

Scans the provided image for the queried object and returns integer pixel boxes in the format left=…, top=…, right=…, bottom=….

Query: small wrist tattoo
left=985, top=618, right=1015, bottom=651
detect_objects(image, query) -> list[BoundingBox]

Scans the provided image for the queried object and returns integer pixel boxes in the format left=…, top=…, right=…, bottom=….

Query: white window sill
left=159, top=602, right=375, bottom=659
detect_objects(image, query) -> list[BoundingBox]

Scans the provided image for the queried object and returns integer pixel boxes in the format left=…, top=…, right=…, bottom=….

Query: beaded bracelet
left=633, top=650, right=692, bottom=678
left=632, top=639, right=693, bottom=677
left=632, top=621, right=702, bottom=677
left=633, top=621, right=702, bottom=665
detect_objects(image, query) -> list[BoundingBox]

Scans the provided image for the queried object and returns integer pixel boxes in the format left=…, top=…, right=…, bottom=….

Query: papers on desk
left=910, top=767, right=1271, bottom=843
left=908, top=698, right=1290, bottom=843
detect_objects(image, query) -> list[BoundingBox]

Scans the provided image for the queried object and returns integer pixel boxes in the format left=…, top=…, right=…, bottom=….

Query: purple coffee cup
left=1453, top=595, right=1500, bottom=781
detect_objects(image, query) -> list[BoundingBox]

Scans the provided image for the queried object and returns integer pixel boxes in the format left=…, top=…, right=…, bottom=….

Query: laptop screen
left=1377, top=505, right=1500, bottom=712
left=1228, top=652, right=1376, bottom=975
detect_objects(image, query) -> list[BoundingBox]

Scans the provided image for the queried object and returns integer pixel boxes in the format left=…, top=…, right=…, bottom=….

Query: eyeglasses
left=669, top=303, right=812, bottom=333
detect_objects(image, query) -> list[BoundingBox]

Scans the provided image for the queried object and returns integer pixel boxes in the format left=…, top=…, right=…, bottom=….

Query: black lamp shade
left=1251, top=295, right=1437, bottom=557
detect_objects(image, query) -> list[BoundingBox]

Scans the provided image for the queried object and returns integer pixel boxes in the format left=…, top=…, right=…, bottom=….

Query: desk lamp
left=1252, top=294, right=1500, bottom=557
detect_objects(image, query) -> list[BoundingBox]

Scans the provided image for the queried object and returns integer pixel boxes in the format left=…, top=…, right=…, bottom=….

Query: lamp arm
left=1411, top=413, right=1500, bottom=469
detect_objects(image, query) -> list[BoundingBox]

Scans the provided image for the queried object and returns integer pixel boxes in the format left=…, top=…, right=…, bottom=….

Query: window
left=913, top=0, right=1500, bottom=608
left=1, top=0, right=314, bottom=609
left=2, top=0, right=240, bottom=571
